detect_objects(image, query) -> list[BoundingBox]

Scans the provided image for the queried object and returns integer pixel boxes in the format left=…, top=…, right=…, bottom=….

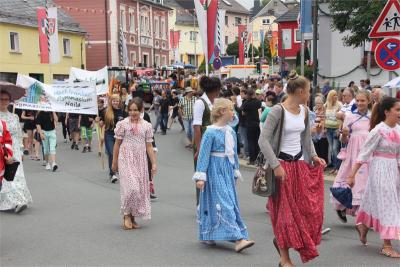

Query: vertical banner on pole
left=37, top=7, right=49, bottom=64
left=194, top=0, right=208, bottom=72
left=47, top=7, right=60, bottom=64
left=206, top=0, right=218, bottom=64
left=238, top=25, right=246, bottom=65
left=300, top=0, right=313, bottom=34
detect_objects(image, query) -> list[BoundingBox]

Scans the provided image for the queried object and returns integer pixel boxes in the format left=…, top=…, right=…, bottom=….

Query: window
left=274, top=1, right=278, bottom=6
left=155, top=55, right=160, bottom=67
left=120, top=9, right=126, bottom=31
left=53, top=74, right=69, bottom=81
left=130, top=52, right=136, bottom=65
left=262, top=18, right=271, bottom=25
left=9, top=32, right=20, bottom=52
left=225, top=36, right=229, bottom=46
left=63, top=38, right=71, bottom=56
left=155, top=17, right=159, bottom=38
left=295, top=29, right=301, bottom=43
left=225, top=16, right=228, bottom=26
left=282, top=29, right=292, bottom=50
left=129, top=13, right=135, bottom=33
left=235, top=17, right=242, bottom=26
left=189, top=31, right=197, bottom=42
left=244, top=19, right=247, bottom=24
left=188, top=54, right=195, bottom=65
left=161, top=55, right=166, bottom=66
left=161, top=19, right=166, bottom=39
left=0, top=72, right=17, bottom=83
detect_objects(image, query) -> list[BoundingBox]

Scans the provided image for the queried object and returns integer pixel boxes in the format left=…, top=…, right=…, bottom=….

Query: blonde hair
left=105, top=94, right=121, bottom=130
left=211, top=98, right=233, bottom=122
left=325, top=90, right=340, bottom=110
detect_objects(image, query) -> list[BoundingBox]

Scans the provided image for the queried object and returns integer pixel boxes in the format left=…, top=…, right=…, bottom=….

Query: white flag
left=47, top=7, right=60, bottom=64
left=217, top=9, right=226, bottom=54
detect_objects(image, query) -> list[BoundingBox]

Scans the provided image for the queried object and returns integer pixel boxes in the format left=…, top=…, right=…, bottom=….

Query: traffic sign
left=369, top=0, right=400, bottom=38
left=374, top=38, right=400, bottom=71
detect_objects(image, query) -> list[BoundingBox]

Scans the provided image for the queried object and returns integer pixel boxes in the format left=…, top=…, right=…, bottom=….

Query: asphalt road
left=1, top=125, right=399, bottom=267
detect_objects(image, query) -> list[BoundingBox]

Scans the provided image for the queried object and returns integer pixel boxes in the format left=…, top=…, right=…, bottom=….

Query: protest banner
left=69, top=66, right=108, bottom=95
left=15, top=75, right=98, bottom=115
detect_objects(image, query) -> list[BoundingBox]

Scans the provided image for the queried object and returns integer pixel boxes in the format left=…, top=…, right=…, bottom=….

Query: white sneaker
left=110, top=174, right=118, bottom=183
left=46, top=163, right=51, bottom=170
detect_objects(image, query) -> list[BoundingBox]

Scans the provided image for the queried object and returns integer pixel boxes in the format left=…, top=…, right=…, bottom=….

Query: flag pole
left=205, top=0, right=209, bottom=76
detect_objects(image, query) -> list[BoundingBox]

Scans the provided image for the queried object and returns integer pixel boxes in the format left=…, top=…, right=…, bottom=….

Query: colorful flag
left=169, top=30, right=180, bottom=49
left=47, top=7, right=60, bottom=64
left=37, top=7, right=49, bottom=64
left=300, top=0, right=312, bottom=33
left=270, top=31, right=279, bottom=57
left=206, top=0, right=218, bottom=63
left=238, top=25, right=247, bottom=64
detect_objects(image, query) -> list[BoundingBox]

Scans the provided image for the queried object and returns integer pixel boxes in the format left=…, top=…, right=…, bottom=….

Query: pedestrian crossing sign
left=369, top=0, right=400, bottom=38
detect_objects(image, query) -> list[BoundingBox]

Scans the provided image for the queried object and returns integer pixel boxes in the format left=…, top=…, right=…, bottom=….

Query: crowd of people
left=0, top=69, right=399, bottom=265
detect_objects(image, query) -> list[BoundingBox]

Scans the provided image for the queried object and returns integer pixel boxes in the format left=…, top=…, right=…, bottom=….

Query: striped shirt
left=179, top=96, right=196, bottom=120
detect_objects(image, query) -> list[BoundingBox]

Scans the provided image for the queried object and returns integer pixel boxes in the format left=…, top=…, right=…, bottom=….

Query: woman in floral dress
left=348, top=97, right=400, bottom=258
left=0, top=90, right=32, bottom=213
left=332, top=91, right=371, bottom=223
left=112, top=97, right=157, bottom=230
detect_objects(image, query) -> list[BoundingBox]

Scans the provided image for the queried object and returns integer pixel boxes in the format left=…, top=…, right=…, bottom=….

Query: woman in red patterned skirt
left=259, top=70, right=326, bottom=267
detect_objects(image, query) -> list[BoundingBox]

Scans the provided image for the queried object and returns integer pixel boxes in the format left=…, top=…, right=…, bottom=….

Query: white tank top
left=280, top=105, right=305, bottom=157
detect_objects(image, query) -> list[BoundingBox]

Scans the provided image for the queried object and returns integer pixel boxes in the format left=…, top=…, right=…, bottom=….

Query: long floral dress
left=356, top=122, right=400, bottom=240
left=332, top=112, right=370, bottom=215
left=0, top=111, right=33, bottom=210
left=114, top=118, right=153, bottom=219
left=193, top=125, right=248, bottom=241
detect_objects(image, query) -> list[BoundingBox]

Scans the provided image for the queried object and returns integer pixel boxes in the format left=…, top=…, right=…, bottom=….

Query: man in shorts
left=67, top=113, right=80, bottom=150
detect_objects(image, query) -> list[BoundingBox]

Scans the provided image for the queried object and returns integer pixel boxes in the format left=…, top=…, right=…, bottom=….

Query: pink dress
left=332, top=112, right=370, bottom=215
left=114, top=118, right=153, bottom=219
left=356, top=122, right=400, bottom=240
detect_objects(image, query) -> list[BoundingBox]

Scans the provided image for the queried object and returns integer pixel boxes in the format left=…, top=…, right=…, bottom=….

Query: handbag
left=3, top=144, right=19, bottom=182
left=252, top=105, right=285, bottom=197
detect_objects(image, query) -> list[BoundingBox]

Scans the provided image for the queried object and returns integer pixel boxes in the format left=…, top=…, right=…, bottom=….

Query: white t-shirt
left=280, top=105, right=305, bottom=157
left=192, top=93, right=213, bottom=126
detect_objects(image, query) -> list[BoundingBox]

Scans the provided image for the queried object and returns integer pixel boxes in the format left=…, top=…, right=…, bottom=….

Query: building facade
left=55, top=0, right=171, bottom=70
left=0, top=0, right=86, bottom=84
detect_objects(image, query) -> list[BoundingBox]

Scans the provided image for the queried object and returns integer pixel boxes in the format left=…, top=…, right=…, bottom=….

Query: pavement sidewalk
left=180, top=134, right=335, bottom=182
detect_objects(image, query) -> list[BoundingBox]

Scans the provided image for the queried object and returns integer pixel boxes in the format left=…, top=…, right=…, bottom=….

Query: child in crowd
left=79, top=114, right=95, bottom=153
left=193, top=98, right=255, bottom=252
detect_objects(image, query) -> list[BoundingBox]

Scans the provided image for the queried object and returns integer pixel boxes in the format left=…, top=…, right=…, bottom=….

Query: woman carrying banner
left=0, top=90, right=33, bottom=213
left=101, top=94, right=127, bottom=183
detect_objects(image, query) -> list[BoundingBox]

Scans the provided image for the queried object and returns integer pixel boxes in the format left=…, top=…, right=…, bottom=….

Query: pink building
left=55, top=0, right=170, bottom=70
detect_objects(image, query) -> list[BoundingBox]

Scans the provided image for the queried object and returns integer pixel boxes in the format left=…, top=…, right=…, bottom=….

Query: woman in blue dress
left=193, top=98, right=255, bottom=253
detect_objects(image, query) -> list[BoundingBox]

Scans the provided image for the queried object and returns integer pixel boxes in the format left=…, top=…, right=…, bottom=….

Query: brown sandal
left=381, top=245, right=400, bottom=258
left=130, top=215, right=141, bottom=229
left=355, top=224, right=368, bottom=245
left=123, top=215, right=133, bottom=230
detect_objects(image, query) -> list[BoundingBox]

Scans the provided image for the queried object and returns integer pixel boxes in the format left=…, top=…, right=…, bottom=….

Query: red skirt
left=268, top=160, right=325, bottom=263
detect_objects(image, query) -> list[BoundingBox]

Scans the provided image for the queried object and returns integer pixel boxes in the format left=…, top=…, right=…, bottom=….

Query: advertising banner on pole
left=69, top=66, right=109, bottom=95
left=15, top=75, right=98, bottom=115
left=238, top=25, right=247, bottom=64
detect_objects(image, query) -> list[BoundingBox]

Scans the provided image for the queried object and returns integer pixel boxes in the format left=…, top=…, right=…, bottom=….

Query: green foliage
left=296, top=46, right=311, bottom=66
left=329, top=0, right=385, bottom=47
left=247, top=44, right=259, bottom=58
left=226, top=40, right=239, bottom=58
left=197, top=58, right=213, bottom=74
left=258, top=37, right=271, bottom=63
left=295, top=65, right=313, bottom=81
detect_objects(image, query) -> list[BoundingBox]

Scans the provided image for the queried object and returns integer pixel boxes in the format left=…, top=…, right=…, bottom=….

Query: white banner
left=69, top=66, right=109, bottom=95
left=15, top=75, right=98, bottom=115
left=48, top=7, right=60, bottom=64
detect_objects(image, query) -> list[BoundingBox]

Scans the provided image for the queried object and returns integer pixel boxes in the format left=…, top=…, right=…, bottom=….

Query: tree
left=296, top=46, right=311, bottom=67
left=226, top=40, right=239, bottom=58
left=329, top=0, right=385, bottom=47
left=247, top=44, right=259, bottom=59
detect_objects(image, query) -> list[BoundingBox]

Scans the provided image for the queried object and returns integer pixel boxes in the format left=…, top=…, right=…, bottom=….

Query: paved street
left=1, top=125, right=399, bottom=267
